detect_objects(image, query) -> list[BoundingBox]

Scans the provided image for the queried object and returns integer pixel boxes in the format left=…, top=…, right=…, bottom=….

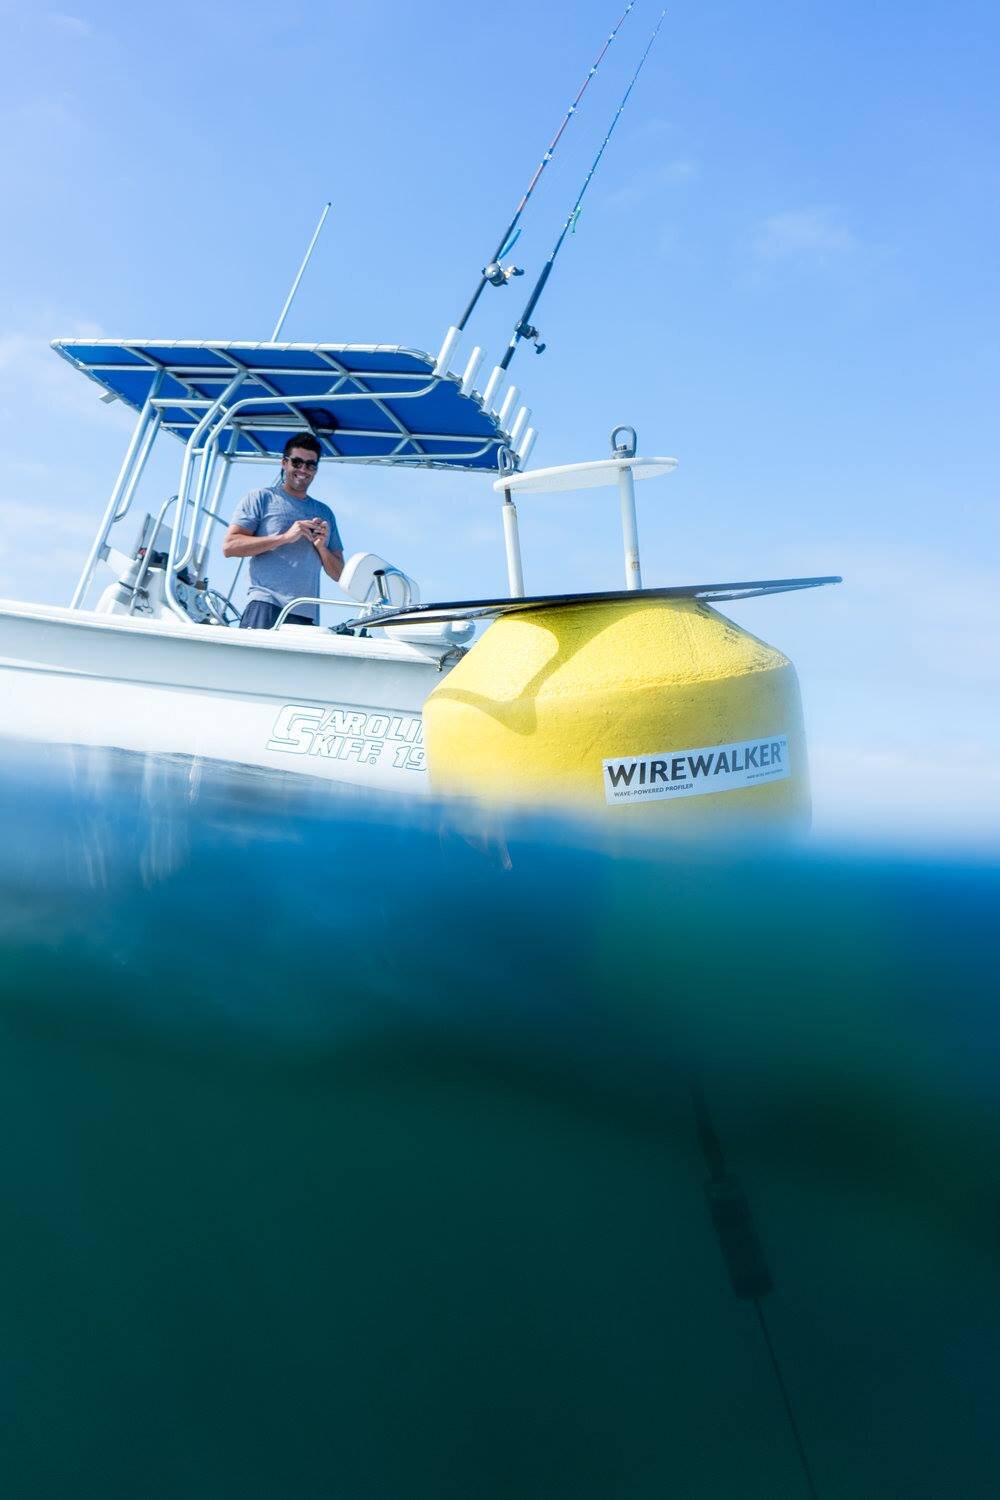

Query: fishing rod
left=435, top=2, right=637, bottom=373
left=496, top=8, right=666, bottom=374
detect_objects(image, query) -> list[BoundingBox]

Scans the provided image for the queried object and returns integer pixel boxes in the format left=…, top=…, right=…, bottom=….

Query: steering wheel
left=202, top=589, right=241, bottom=626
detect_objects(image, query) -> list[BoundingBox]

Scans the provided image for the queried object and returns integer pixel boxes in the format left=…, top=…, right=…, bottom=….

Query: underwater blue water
left=1, top=741, right=998, bottom=1499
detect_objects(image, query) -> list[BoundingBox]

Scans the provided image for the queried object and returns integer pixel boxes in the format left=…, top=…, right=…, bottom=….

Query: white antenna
left=270, top=201, right=332, bottom=341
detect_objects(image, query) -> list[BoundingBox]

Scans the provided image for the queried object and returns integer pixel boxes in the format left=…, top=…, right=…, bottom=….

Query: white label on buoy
left=603, top=735, right=789, bottom=805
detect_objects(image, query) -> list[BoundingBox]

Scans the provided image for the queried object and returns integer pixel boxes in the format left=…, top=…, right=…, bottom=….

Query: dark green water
left=1, top=744, right=998, bottom=1498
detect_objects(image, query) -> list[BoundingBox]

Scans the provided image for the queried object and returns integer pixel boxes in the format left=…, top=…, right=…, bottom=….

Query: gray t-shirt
left=230, top=485, right=342, bottom=623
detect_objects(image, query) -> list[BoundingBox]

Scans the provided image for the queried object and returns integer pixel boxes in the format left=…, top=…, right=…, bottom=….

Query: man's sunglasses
left=287, top=456, right=318, bottom=470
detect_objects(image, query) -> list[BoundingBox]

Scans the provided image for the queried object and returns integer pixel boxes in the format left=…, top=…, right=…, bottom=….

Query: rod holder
left=517, top=426, right=538, bottom=465
left=509, top=405, right=530, bottom=446
left=497, top=385, right=520, bottom=428
left=434, top=326, right=462, bottom=377
left=482, top=365, right=505, bottom=410
left=460, top=346, right=485, bottom=395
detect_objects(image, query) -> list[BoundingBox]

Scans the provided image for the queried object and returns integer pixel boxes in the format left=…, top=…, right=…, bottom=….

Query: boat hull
left=0, top=602, right=454, bottom=792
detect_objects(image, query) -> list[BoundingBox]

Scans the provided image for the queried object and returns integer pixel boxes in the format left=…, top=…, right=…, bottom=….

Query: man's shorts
left=239, top=601, right=316, bottom=630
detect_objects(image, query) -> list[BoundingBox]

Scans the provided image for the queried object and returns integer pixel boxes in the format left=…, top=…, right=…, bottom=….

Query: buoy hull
left=423, top=599, right=810, bottom=827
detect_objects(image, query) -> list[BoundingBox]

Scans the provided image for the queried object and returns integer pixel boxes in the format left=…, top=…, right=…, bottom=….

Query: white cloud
left=752, top=207, right=858, bottom=263
left=0, top=326, right=133, bottom=429
left=739, top=537, right=1000, bottom=703
left=0, top=92, right=79, bottom=135
left=810, top=739, right=1000, bottom=848
left=48, top=13, right=93, bottom=36
left=604, top=158, right=699, bottom=208
left=0, top=496, right=98, bottom=549
left=0, top=494, right=97, bottom=604
left=332, top=490, right=427, bottom=549
left=0, top=322, right=140, bottom=604
left=820, top=541, right=1000, bottom=690
left=332, top=488, right=498, bottom=560
left=711, top=537, right=1000, bottom=848
left=626, top=115, right=675, bottom=143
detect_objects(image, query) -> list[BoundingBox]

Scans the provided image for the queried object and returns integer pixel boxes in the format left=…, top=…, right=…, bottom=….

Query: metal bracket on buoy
left=611, top=425, right=642, bottom=591
left=491, top=434, right=677, bottom=596
left=497, top=446, right=525, bottom=598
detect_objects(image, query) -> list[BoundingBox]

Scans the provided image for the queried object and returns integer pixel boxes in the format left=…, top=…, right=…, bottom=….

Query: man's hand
left=282, top=518, right=323, bottom=545
left=223, top=518, right=335, bottom=561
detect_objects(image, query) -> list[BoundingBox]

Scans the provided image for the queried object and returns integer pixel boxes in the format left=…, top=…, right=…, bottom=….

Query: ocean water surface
left=1, top=742, right=998, bottom=1498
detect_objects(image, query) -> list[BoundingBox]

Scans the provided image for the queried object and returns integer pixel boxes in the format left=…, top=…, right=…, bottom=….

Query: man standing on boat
left=223, top=434, right=344, bottom=628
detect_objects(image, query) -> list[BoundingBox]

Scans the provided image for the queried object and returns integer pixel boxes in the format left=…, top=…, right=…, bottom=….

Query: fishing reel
left=483, top=261, right=524, bottom=287
left=517, top=322, right=547, bottom=354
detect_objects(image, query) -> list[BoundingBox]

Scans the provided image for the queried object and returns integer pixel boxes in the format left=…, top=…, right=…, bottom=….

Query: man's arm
left=316, top=543, right=345, bottom=583
left=307, top=518, right=344, bottom=582
left=222, top=520, right=317, bottom=558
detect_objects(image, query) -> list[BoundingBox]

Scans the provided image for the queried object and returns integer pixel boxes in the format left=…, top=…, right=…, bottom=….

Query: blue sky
left=1, top=0, right=997, bottom=843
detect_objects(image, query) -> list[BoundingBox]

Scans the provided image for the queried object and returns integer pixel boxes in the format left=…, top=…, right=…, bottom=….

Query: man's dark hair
left=282, top=432, right=322, bottom=461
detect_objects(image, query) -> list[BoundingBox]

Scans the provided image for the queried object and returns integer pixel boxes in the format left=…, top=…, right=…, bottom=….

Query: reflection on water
left=1, top=742, right=998, bottom=1499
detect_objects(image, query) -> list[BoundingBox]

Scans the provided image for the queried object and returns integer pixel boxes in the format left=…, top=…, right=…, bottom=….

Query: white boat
left=0, top=337, right=835, bottom=821
left=0, top=337, right=508, bottom=795
left=0, top=339, right=644, bottom=787
left=0, top=13, right=838, bottom=825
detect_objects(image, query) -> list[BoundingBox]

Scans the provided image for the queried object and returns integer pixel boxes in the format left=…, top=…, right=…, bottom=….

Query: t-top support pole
left=70, top=372, right=164, bottom=608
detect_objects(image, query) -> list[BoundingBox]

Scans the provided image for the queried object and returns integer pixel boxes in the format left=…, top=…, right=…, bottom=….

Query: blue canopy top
left=51, top=339, right=517, bottom=473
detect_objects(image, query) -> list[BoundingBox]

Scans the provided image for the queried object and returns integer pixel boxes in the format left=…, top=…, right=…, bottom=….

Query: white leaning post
left=498, top=447, right=525, bottom=598
left=612, top=425, right=642, bottom=591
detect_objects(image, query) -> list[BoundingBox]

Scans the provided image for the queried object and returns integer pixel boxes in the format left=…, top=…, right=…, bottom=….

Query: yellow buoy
left=423, top=596, right=809, bottom=827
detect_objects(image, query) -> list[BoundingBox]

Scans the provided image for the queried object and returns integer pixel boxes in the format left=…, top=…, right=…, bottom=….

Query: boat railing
left=274, top=563, right=422, bottom=630
left=270, top=597, right=471, bottom=655
left=272, top=597, right=370, bottom=630
left=123, top=494, right=238, bottom=615
left=126, top=492, right=177, bottom=610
